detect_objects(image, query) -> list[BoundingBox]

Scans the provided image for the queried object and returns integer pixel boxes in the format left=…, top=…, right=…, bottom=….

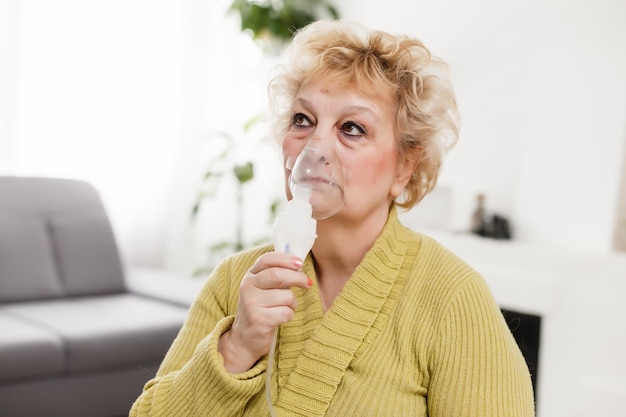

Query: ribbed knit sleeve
left=427, top=268, right=535, bottom=416
left=129, top=246, right=273, bottom=417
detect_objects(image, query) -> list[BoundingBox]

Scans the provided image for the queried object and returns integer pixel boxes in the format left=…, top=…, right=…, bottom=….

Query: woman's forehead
left=298, top=73, right=395, bottom=105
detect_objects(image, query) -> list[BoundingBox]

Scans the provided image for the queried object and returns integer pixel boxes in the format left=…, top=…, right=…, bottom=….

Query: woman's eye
left=342, top=122, right=367, bottom=137
left=292, top=113, right=312, bottom=127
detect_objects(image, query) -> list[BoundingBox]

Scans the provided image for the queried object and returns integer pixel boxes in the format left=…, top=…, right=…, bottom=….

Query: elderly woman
left=131, top=20, right=534, bottom=417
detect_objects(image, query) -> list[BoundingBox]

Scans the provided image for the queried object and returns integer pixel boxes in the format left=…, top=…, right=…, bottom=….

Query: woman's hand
left=218, top=252, right=311, bottom=374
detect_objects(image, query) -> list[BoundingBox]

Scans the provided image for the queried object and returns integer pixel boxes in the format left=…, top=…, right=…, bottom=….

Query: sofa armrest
left=125, top=267, right=205, bottom=307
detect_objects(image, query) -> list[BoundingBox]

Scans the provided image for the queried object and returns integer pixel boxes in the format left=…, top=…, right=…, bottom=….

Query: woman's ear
left=390, top=154, right=418, bottom=198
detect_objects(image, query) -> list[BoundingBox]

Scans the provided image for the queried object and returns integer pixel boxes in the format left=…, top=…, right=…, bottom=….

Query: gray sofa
left=0, top=176, right=193, bottom=417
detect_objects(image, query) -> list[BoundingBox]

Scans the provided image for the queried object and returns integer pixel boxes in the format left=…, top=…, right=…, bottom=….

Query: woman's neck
left=310, top=207, right=390, bottom=309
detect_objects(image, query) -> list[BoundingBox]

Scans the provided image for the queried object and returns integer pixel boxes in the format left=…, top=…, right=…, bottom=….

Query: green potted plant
left=229, top=0, right=339, bottom=50
left=191, top=114, right=281, bottom=276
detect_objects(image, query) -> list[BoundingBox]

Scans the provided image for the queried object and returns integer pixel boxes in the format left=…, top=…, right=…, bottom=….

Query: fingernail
left=293, top=258, right=303, bottom=268
left=307, top=277, right=313, bottom=287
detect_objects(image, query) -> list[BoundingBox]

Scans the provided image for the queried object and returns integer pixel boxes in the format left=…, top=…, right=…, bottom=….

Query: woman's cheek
left=283, top=134, right=313, bottom=163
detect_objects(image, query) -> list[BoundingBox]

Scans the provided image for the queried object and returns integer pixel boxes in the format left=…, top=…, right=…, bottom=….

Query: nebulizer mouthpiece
left=272, top=184, right=316, bottom=260
left=268, top=137, right=345, bottom=416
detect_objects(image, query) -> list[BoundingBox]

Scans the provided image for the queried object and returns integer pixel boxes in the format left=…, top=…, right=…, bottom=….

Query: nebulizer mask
left=267, top=137, right=346, bottom=416
left=273, top=137, right=346, bottom=256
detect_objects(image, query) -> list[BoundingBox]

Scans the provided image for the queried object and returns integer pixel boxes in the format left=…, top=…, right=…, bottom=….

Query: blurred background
left=1, top=1, right=626, bottom=416
left=2, top=0, right=625, bottom=273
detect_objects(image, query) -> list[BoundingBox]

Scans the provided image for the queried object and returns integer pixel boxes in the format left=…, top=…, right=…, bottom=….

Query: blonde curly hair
left=268, top=20, right=460, bottom=208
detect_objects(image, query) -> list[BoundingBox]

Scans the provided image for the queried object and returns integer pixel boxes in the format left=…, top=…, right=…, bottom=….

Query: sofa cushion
left=0, top=311, right=65, bottom=383
left=48, top=210, right=126, bottom=296
left=0, top=177, right=103, bottom=214
left=126, top=266, right=205, bottom=307
left=0, top=215, right=63, bottom=302
left=3, top=294, right=188, bottom=373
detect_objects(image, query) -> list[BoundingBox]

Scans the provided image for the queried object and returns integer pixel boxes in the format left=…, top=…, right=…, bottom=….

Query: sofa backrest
left=0, top=176, right=126, bottom=302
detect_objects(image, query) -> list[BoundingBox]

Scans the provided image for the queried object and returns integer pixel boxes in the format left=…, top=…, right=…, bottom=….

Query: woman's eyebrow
left=295, top=97, right=381, bottom=122
left=294, top=96, right=314, bottom=109
left=344, top=105, right=381, bottom=122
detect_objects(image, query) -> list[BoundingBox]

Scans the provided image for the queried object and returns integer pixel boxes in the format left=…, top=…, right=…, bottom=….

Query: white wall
left=614, top=144, right=626, bottom=250
left=0, top=0, right=21, bottom=171
left=337, top=0, right=626, bottom=252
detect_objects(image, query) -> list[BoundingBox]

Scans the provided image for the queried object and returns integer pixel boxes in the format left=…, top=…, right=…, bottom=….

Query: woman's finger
left=248, top=251, right=304, bottom=275
left=252, top=268, right=311, bottom=290
left=258, top=288, right=298, bottom=309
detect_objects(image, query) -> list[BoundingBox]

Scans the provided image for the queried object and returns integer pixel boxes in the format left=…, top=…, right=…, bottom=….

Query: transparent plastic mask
left=287, top=137, right=346, bottom=219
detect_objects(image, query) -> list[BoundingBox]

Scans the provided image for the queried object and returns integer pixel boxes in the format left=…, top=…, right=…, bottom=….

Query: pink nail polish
left=293, top=258, right=303, bottom=268
left=307, top=277, right=313, bottom=287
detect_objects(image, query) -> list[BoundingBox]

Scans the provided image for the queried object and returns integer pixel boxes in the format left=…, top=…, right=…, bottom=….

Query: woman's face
left=282, top=76, right=414, bottom=223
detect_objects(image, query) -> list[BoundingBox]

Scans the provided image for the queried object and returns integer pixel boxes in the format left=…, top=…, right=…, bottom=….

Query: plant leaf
left=191, top=200, right=201, bottom=220
left=233, top=162, right=254, bottom=184
left=325, top=4, right=340, bottom=19
left=243, top=112, right=266, bottom=132
left=270, top=199, right=281, bottom=218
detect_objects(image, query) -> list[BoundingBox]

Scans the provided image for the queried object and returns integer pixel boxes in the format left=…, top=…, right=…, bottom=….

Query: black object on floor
left=501, top=308, right=541, bottom=403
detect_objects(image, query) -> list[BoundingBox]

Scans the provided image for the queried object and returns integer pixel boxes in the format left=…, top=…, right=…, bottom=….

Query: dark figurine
left=471, top=193, right=512, bottom=240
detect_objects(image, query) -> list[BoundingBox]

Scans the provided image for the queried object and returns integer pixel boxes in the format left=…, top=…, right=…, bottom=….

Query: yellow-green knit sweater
left=130, top=209, right=535, bottom=416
